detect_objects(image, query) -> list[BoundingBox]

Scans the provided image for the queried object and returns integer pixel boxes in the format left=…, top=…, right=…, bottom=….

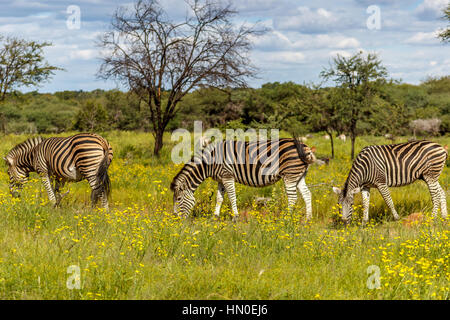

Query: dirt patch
left=402, top=212, right=424, bottom=227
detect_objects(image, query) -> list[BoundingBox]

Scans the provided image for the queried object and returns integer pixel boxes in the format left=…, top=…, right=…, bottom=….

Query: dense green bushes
left=0, top=76, right=448, bottom=136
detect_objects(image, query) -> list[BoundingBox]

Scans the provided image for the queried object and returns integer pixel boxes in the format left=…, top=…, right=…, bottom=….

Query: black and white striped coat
left=333, top=140, right=448, bottom=224
left=4, top=133, right=113, bottom=209
left=170, top=138, right=316, bottom=221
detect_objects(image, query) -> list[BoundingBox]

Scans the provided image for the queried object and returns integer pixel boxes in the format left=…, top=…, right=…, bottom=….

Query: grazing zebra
left=170, top=138, right=316, bottom=221
left=333, top=140, right=448, bottom=225
left=4, top=133, right=113, bottom=209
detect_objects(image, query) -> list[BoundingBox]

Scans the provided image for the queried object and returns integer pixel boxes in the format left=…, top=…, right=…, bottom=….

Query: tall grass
left=0, top=131, right=448, bottom=299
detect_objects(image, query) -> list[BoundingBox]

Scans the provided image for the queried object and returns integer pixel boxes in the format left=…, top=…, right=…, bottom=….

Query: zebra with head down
left=333, top=140, right=448, bottom=225
left=170, top=137, right=316, bottom=221
left=4, top=133, right=113, bottom=209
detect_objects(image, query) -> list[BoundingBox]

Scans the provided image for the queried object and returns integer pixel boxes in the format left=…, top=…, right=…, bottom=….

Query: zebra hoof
left=342, top=219, right=351, bottom=226
left=232, top=215, right=239, bottom=223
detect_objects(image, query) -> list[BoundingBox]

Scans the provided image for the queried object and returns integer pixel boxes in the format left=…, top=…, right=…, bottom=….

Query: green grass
left=0, top=131, right=448, bottom=299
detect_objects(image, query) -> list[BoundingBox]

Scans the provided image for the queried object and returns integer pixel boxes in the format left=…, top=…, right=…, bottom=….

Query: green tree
left=104, top=90, right=147, bottom=131
left=74, top=100, right=109, bottom=132
left=244, top=82, right=311, bottom=132
left=306, top=87, right=346, bottom=158
left=320, top=51, right=388, bottom=159
left=0, top=36, right=61, bottom=132
left=438, top=3, right=450, bottom=42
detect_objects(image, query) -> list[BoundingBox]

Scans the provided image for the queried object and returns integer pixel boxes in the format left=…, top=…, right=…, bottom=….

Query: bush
left=409, top=118, right=442, bottom=136
left=73, top=100, right=109, bottom=132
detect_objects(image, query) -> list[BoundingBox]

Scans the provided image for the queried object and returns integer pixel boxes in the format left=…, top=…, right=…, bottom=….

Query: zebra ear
left=332, top=187, right=341, bottom=195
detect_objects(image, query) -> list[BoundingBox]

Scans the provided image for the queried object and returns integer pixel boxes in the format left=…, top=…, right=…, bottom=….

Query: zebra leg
left=86, top=175, right=109, bottom=211
left=361, top=187, right=370, bottom=225
left=297, top=177, right=312, bottom=220
left=41, top=174, right=56, bottom=204
left=377, top=184, right=400, bottom=221
left=437, top=183, right=447, bottom=219
left=283, top=176, right=298, bottom=213
left=424, top=179, right=444, bottom=218
left=214, top=182, right=225, bottom=217
left=54, top=179, right=63, bottom=207
left=87, top=176, right=101, bottom=208
left=100, top=190, right=110, bottom=211
left=222, top=178, right=239, bottom=222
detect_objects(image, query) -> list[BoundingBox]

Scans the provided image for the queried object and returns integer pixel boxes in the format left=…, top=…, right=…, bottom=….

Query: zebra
left=332, top=140, right=448, bottom=225
left=4, top=133, right=113, bottom=209
left=170, top=138, right=316, bottom=221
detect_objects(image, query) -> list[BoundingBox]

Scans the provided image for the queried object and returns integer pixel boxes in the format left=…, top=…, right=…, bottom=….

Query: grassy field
left=0, top=131, right=448, bottom=299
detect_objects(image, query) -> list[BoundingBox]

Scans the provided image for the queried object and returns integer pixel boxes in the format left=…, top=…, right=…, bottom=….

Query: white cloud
left=415, top=0, right=448, bottom=20
left=251, top=30, right=360, bottom=51
left=10, top=0, right=49, bottom=8
left=269, top=51, right=306, bottom=63
left=328, top=50, right=352, bottom=58
left=405, top=29, right=441, bottom=45
left=69, top=49, right=97, bottom=60
left=274, top=7, right=339, bottom=33
left=0, top=0, right=448, bottom=91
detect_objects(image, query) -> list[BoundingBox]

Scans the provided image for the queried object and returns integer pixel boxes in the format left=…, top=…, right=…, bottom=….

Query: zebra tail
left=291, top=135, right=308, bottom=164
left=91, top=150, right=112, bottom=205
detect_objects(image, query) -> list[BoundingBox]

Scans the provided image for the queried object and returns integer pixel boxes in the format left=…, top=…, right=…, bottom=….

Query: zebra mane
left=170, top=156, right=200, bottom=192
left=341, top=178, right=350, bottom=198
left=6, top=136, right=44, bottom=161
left=170, top=166, right=186, bottom=191
left=170, top=139, right=217, bottom=191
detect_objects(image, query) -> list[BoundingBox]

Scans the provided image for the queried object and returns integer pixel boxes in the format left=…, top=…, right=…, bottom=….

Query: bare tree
left=98, top=0, right=262, bottom=155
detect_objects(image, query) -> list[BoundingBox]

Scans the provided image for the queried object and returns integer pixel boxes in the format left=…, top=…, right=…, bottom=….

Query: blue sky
left=0, top=0, right=448, bottom=92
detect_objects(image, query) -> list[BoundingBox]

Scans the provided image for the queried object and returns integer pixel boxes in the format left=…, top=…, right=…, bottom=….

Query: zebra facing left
left=170, top=138, right=316, bottom=221
left=333, top=140, right=448, bottom=225
left=4, top=133, right=113, bottom=209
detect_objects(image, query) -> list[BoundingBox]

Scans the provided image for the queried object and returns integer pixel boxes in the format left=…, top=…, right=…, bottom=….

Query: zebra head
left=3, top=155, right=29, bottom=197
left=304, top=145, right=317, bottom=164
left=171, top=185, right=195, bottom=217
left=332, top=186, right=360, bottom=224
left=4, top=136, right=43, bottom=197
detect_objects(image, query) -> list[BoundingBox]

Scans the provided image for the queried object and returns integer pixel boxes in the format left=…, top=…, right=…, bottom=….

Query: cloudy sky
left=0, top=0, right=449, bottom=92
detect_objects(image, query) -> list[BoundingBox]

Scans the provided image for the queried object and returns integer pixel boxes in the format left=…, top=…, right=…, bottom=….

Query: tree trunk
left=154, top=128, right=164, bottom=156
left=0, top=112, right=6, bottom=134
left=350, top=133, right=356, bottom=160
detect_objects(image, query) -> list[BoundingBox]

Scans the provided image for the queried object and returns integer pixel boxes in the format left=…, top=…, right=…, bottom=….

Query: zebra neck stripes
left=5, top=137, right=44, bottom=171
